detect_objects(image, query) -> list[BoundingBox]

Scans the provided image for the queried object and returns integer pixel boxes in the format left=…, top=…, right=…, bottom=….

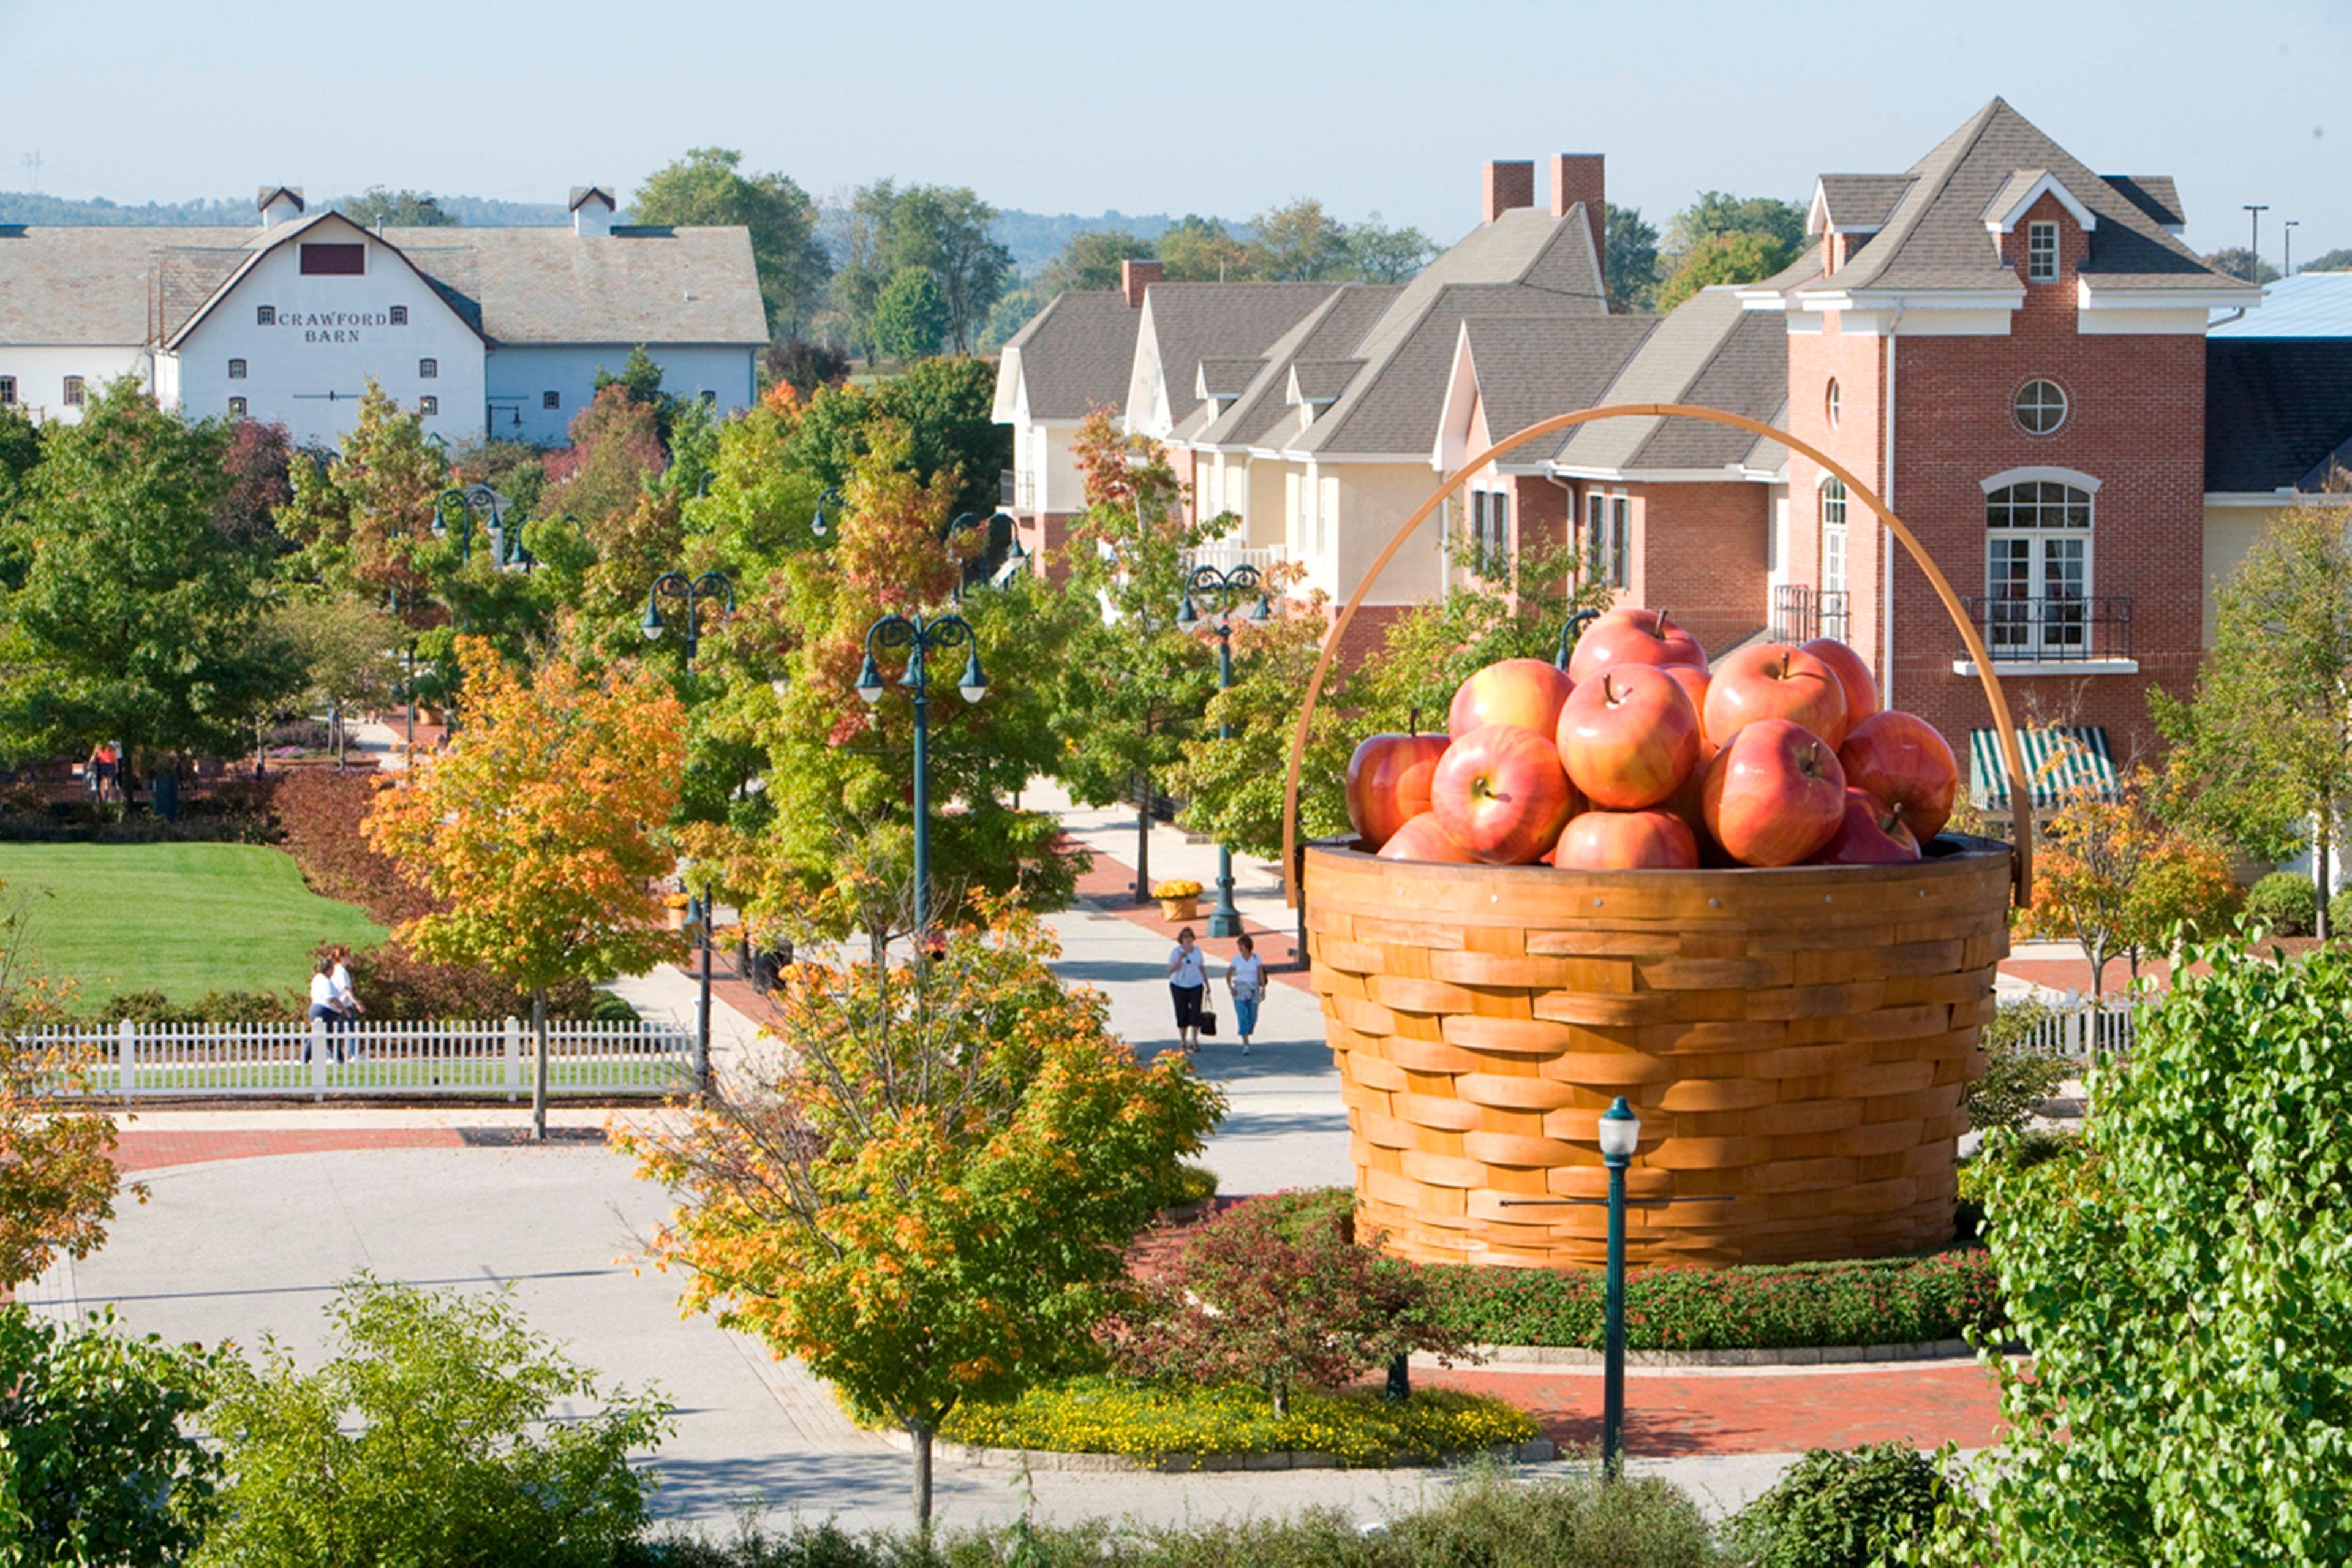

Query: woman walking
left=1166, top=927, right=1208, bottom=1053
left=1226, top=934, right=1265, bottom=1056
left=304, top=957, right=345, bottom=1065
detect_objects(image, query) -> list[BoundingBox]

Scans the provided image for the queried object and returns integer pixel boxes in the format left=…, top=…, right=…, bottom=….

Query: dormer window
left=2027, top=221, right=2059, bottom=282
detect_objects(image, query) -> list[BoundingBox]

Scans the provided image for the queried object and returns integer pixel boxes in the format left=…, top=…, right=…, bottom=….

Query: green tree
left=790, top=356, right=1010, bottom=523
left=0, top=382, right=296, bottom=778
left=272, top=382, right=445, bottom=618
left=1605, top=202, right=1661, bottom=312
left=1937, top=939, right=2352, bottom=1565
left=334, top=186, right=457, bottom=227
left=263, top=593, right=402, bottom=760
left=2017, top=769, right=2239, bottom=997
left=2305, top=247, right=2352, bottom=273
left=1156, top=214, right=1255, bottom=282
left=632, top=148, right=833, bottom=340
left=1249, top=197, right=1351, bottom=281
left=1343, top=214, right=1435, bottom=283
left=883, top=184, right=1014, bottom=356
left=2204, top=246, right=2282, bottom=284
left=2155, top=498, right=2352, bottom=936
left=625, top=900, right=1221, bottom=1526
left=196, top=1276, right=667, bottom=1568
left=1656, top=230, right=1795, bottom=311
left=0, top=1307, right=226, bottom=1565
left=1665, top=189, right=1807, bottom=256
left=1040, top=227, right=1159, bottom=294
left=871, top=265, right=949, bottom=362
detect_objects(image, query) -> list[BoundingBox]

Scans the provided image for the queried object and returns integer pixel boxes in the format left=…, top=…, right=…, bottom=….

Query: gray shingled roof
left=1453, top=313, right=1659, bottom=464
left=0, top=212, right=765, bottom=349
left=1000, top=290, right=1141, bottom=419
left=1134, top=282, right=1341, bottom=430
left=1289, top=360, right=1360, bottom=402
left=2206, top=339, right=2352, bottom=491
left=2102, top=175, right=2184, bottom=230
left=1814, top=175, right=1914, bottom=230
left=1193, top=285, right=1399, bottom=449
left=1552, top=287, right=1789, bottom=472
left=1803, top=97, right=2250, bottom=296
left=1196, top=357, right=1262, bottom=400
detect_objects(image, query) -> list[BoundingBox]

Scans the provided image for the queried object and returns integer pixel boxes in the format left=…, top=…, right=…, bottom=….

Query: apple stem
left=1409, top=707, right=1420, bottom=737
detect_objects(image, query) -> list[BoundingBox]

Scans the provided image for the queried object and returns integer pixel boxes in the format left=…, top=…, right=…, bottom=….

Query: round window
left=2013, top=379, right=2068, bottom=435
left=1825, top=378, right=1841, bottom=430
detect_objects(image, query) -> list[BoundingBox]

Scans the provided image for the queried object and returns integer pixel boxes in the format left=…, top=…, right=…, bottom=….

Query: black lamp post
left=1176, top=562, right=1270, bottom=939
left=641, top=570, right=736, bottom=670
left=855, top=612, right=986, bottom=938
left=1553, top=608, right=1601, bottom=672
left=945, top=510, right=1030, bottom=596
left=812, top=486, right=839, bottom=539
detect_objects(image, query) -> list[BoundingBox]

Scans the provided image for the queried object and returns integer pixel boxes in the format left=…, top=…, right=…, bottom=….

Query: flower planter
left=1303, top=835, right=2012, bottom=1270
left=1159, top=897, right=1199, bottom=922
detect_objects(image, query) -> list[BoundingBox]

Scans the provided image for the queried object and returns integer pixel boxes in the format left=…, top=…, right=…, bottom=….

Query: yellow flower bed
left=1150, top=879, right=1204, bottom=900
left=941, top=1376, right=1536, bottom=1468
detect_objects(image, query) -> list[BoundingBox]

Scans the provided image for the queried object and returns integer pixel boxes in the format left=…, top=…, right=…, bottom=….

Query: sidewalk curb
left=881, top=1429, right=1559, bottom=1472
left=1415, top=1337, right=1995, bottom=1371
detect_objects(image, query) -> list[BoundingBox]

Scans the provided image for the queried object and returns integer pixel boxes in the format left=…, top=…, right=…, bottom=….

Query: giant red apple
left=1699, top=717, right=1849, bottom=866
left=1809, top=787, right=1922, bottom=865
left=1556, top=665, right=1703, bottom=810
left=1838, top=710, right=1960, bottom=843
left=1702, top=643, right=1850, bottom=749
left=1375, top=810, right=1482, bottom=864
left=1447, top=658, right=1576, bottom=740
left=1430, top=722, right=1577, bottom=865
left=1556, top=809, right=1700, bottom=870
left=1566, top=607, right=1708, bottom=684
left=1345, top=731, right=1451, bottom=851
left=1800, top=637, right=1880, bottom=737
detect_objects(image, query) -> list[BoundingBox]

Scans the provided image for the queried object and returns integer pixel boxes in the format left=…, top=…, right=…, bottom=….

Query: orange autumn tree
left=366, top=638, right=684, bottom=1136
left=624, top=890, right=1221, bottom=1528
left=2020, top=765, right=2238, bottom=998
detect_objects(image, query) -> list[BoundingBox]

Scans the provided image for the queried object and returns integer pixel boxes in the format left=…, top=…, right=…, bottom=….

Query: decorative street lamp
left=1553, top=608, right=1600, bottom=673
left=1596, top=1096, right=1641, bottom=1476
left=812, top=486, right=840, bottom=539
left=855, top=611, right=986, bottom=938
left=641, top=570, right=737, bottom=670
left=1176, top=562, right=1271, bottom=938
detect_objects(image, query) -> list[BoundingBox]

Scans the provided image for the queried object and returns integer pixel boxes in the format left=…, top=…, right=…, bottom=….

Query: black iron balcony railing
left=1962, top=594, right=2133, bottom=663
left=1770, top=584, right=1849, bottom=644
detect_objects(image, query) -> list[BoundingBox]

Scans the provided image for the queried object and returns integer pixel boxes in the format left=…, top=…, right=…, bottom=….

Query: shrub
left=1959, top=1128, right=2084, bottom=1208
left=2331, top=888, right=2352, bottom=940
left=0, top=1306, right=227, bottom=1565
left=1166, top=1161, right=1217, bottom=1208
left=940, top=1376, right=1534, bottom=1467
left=1426, top=1249, right=2004, bottom=1352
left=1107, top=1194, right=1477, bottom=1414
left=272, top=769, right=433, bottom=925
left=2245, top=870, right=2318, bottom=936
left=1725, top=1442, right=1950, bottom=1567
left=587, top=989, right=642, bottom=1024
left=339, top=940, right=596, bottom=1023
left=1966, top=997, right=2072, bottom=1133
left=87, top=988, right=296, bottom=1025
left=263, top=718, right=334, bottom=753
left=199, top=1275, right=669, bottom=1568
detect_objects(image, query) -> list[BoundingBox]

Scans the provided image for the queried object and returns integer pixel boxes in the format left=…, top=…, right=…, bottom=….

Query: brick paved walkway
left=108, top=1125, right=609, bottom=1174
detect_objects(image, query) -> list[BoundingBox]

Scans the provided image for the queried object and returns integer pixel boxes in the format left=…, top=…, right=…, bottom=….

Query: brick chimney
left=1482, top=161, right=1535, bottom=224
left=1549, top=154, right=1607, bottom=296
left=1121, top=259, right=1163, bottom=308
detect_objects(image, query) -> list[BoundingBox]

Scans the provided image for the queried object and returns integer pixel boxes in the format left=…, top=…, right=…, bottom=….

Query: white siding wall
left=0, top=345, right=153, bottom=424
left=484, top=343, right=756, bottom=448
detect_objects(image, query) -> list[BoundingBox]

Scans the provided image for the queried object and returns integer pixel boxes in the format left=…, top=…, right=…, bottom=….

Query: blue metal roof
left=2211, top=273, right=2352, bottom=338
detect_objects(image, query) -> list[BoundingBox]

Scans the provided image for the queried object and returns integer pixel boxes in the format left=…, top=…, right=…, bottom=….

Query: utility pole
left=2285, top=220, right=2300, bottom=278
left=2244, top=204, right=2270, bottom=280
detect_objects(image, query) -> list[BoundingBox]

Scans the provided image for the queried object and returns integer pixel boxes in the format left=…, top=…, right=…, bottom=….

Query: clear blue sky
left=2, top=0, right=2345, bottom=262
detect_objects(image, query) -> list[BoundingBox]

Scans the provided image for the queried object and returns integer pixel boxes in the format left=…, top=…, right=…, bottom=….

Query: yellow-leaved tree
left=365, top=638, right=684, bottom=1136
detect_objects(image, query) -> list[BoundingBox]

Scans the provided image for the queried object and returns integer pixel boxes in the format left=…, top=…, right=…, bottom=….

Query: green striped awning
left=1970, top=726, right=2119, bottom=810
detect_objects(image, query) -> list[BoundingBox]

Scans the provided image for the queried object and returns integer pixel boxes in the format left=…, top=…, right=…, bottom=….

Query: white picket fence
left=22, top=1017, right=695, bottom=1102
left=2005, top=998, right=2138, bottom=1062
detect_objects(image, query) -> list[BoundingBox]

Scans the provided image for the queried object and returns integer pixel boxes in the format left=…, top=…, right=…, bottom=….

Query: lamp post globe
left=1177, top=560, right=1268, bottom=939
left=1598, top=1094, right=1640, bottom=1478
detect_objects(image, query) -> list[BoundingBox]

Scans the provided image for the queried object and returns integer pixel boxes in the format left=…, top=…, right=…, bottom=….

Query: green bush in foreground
left=631, top=1468, right=1721, bottom=1566
left=940, top=1376, right=1535, bottom=1467
left=1425, top=1250, right=2003, bottom=1352
left=1724, top=1442, right=1948, bottom=1566
left=2244, top=869, right=2318, bottom=936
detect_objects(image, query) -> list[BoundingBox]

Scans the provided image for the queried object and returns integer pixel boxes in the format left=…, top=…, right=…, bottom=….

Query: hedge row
left=1421, top=1248, right=2005, bottom=1351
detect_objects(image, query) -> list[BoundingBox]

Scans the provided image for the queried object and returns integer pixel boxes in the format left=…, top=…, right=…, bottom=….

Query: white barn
left=0, top=186, right=766, bottom=448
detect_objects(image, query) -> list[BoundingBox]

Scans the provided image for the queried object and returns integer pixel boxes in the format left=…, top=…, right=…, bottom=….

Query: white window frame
left=2027, top=221, right=2059, bottom=282
left=1583, top=492, right=1607, bottom=580
left=61, top=376, right=83, bottom=407
left=1825, top=378, right=1841, bottom=430
left=1984, top=480, right=2095, bottom=657
left=1608, top=495, right=1630, bottom=589
left=2013, top=379, right=2068, bottom=436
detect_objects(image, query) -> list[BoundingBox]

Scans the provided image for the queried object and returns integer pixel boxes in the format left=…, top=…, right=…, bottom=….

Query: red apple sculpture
left=1375, top=810, right=1482, bottom=864
left=1800, top=637, right=1880, bottom=737
left=1556, top=665, right=1703, bottom=810
left=1430, top=722, right=1578, bottom=865
left=1447, top=658, right=1577, bottom=741
left=1702, top=642, right=1850, bottom=750
left=1838, top=710, right=1961, bottom=843
left=1699, top=717, right=1849, bottom=867
left=1345, top=731, right=1452, bottom=851
left=1566, top=606, right=1708, bottom=684
left=1809, top=787, right=1923, bottom=865
left=1556, top=809, right=1700, bottom=870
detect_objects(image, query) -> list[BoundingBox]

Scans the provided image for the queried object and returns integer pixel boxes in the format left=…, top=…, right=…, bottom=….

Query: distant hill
left=0, top=190, right=1235, bottom=272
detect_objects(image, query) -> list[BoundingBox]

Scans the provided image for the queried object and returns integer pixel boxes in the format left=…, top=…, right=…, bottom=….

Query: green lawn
left=0, top=843, right=385, bottom=1006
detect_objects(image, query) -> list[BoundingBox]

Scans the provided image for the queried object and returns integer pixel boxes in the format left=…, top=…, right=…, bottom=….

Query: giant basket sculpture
left=1280, top=405, right=2035, bottom=1269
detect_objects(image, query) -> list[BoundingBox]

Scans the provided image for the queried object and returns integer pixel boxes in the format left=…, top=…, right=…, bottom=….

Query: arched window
left=1824, top=378, right=1841, bottom=430
left=1985, top=480, right=2092, bottom=655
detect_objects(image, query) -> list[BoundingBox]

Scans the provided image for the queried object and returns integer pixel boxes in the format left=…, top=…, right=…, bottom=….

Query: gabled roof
left=1553, top=287, right=1790, bottom=473
left=1191, top=285, right=1399, bottom=449
left=1129, top=282, right=1340, bottom=434
left=1809, top=175, right=1914, bottom=234
left=255, top=185, right=304, bottom=213
left=997, top=290, right=1141, bottom=421
left=1792, top=97, right=2252, bottom=298
left=2205, top=339, right=2352, bottom=492
left=164, top=211, right=489, bottom=350
left=1439, top=313, right=1659, bottom=468
left=1288, top=360, right=1360, bottom=404
left=569, top=186, right=616, bottom=212
left=1196, top=357, right=1262, bottom=401
left=1980, top=168, right=2098, bottom=233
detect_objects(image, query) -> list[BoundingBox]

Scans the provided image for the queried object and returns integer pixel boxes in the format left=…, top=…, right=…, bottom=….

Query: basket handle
left=1280, top=402, right=2035, bottom=908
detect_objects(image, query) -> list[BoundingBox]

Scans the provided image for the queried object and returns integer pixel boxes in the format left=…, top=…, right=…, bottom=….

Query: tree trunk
left=908, top=1417, right=934, bottom=1529
left=1134, top=771, right=1152, bottom=903
left=530, top=988, right=549, bottom=1143
left=1272, top=1382, right=1289, bottom=1418
left=2320, top=811, right=2334, bottom=942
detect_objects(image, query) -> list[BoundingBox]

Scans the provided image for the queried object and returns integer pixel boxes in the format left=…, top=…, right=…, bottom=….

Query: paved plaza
left=23, top=799, right=2001, bottom=1537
